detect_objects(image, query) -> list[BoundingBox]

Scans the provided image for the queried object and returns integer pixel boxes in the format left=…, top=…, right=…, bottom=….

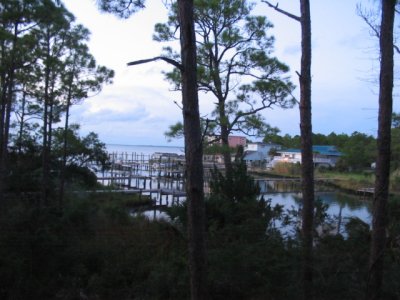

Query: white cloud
left=63, top=0, right=399, bottom=146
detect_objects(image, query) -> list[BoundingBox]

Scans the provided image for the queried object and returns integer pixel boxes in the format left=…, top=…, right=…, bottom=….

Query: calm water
left=106, top=144, right=184, bottom=156
left=268, top=192, right=372, bottom=226
left=106, top=144, right=372, bottom=226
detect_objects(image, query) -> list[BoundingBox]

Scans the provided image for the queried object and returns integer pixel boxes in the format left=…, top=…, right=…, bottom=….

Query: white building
left=268, top=145, right=342, bottom=168
left=243, top=142, right=281, bottom=167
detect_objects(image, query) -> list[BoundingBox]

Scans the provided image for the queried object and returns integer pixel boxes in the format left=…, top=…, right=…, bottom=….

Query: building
left=203, top=135, right=247, bottom=165
left=205, top=135, right=247, bottom=148
left=268, top=145, right=342, bottom=168
left=228, top=135, right=247, bottom=148
left=243, top=142, right=281, bottom=167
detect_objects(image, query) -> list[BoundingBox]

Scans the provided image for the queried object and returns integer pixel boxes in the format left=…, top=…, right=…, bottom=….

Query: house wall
left=269, top=151, right=340, bottom=168
left=228, top=136, right=246, bottom=148
left=245, top=143, right=280, bottom=155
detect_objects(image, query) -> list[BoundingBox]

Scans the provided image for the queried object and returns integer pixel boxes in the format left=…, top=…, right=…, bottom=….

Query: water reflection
left=266, top=192, right=372, bottom=226
left=130, top=208, right=171, bottom=221
left=134, top=190, right=372, bottom=235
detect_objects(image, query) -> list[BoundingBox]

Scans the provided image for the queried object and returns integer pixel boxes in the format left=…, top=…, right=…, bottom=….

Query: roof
left=247, top=142, right=280, bottom=146
left=312, top=145, right=342, bottom=156
left=279, top=145, right=342, bottom=156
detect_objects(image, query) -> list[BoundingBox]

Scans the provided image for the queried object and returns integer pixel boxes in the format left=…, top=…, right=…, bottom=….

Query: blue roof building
left=268, top=145, right=342, bottom=168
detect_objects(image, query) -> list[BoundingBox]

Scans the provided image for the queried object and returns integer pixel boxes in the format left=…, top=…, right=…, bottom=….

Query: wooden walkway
left=253, top=177, right=338, bottom=183
left=88, top=188, right=186, bottom=205
left=356, top=187, right=375, bottom=196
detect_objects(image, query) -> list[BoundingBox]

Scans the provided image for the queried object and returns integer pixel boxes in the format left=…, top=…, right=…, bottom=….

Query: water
left=104, top=144, right=372, bottom=226
left=267, top=192, right=372, bottom=226
left=106, top=144, right=184, bottom=156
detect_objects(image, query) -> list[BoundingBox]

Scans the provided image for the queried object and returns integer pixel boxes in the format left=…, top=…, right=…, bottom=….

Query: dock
left=357, top=187, right=375, bottom=196
left=91, top=151, right=347, bottom=204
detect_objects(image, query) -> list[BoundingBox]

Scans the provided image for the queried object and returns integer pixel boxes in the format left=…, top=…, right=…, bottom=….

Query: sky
left=63, top=0, right=399, bottom=146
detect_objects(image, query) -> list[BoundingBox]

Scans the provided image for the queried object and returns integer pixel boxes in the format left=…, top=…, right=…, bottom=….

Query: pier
left=93, top=151, right=187, bottom=205
left=91, top=151, right=343, bottom=204
left=356, top=187, right=375, bottom=196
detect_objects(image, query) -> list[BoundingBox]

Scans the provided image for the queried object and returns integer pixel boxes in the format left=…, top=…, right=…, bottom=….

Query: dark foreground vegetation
left=1, top=1, right=399, bottom=298
left=1, top=158, right=399, bottom=300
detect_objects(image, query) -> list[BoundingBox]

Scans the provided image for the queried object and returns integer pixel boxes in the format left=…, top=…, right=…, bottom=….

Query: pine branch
left=127, top=56, right=184, bottom=71
left=262, top=1, right=300, bottom=22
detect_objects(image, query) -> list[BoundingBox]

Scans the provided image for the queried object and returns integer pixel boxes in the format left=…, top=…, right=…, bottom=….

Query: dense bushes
left=0, top=160, right=399, bottom=299
left=0, top=195, right=188, bottom=300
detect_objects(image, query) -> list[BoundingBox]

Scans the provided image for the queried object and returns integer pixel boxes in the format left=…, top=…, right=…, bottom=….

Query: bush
left=273, top=162, right=301, bottom=176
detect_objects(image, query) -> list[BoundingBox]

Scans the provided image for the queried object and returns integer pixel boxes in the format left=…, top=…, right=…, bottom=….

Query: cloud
left=283, top=44, right=301, bottom=56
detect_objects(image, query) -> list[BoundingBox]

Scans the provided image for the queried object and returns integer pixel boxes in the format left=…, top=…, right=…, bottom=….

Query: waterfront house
left=268, top=145, right=342, bottom=168
left=205, top=135, right=247, bottom=148
left=204, top=135, right=247, bottom=164
left=244, top=142, right=281, bottom=167
left=227, top=135, right=247, bottom=148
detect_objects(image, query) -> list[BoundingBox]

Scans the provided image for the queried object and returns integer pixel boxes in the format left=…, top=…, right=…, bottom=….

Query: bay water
left=106, top=144, right=372, bottom=226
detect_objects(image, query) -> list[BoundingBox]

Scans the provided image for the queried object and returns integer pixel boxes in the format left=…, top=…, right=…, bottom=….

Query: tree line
left=261, top=120, right=400, bottom=172
left=263, top=113, right=400, bottom=172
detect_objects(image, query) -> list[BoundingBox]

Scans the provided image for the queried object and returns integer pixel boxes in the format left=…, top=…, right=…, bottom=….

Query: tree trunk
left=59, top=72, right=74, bottom=207
left=0, top=75, right=7, bottom=200
left=177, top=1, right=207, bottom=299
left=0, top=76, right=13, bottom=201
left=17, top=90, right=27, bottom=156
left=220, top=122, right=233, bottom=179
left=299, top=1, right=314, bottom=299
left=0, top=22, right=19, bottom=200
left=41, top=52, right=51, bottom=205
left=367, top=1, right=395, bottom=299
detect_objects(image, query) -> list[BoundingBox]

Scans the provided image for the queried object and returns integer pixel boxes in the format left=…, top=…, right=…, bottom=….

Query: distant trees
left=337, top=132, right=376, bottom=171
left=263, top=130, right=378, bottom=171
left=155, top=0, right=295, bottom=176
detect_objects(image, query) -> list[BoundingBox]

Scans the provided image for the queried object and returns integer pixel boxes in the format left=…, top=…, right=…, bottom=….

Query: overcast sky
left=63, top=0, right=399, bottom=146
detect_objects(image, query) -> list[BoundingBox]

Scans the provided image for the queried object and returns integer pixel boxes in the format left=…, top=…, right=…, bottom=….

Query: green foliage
left=164, top=121, right=184, bottom=141
left=6, top=125, right=108, bottom=193
left=155, top=0, right=295, bottom=142
left=209, top=160, right=259, bottom=202
left=167, top=159, right=301, bottom=299
left=1, top=0, right=113, bottom=200
left=391, top=126, right=400, bottom=171
left=1, top=170, right=400, bottom=299
left=313, top=221, right=369, bottom=299
left=337, top=132, right=376, bottom=171
left=96, top=0, right=145, bottom=19
left=392, top=112, right=400, bottom=129
left=264, top=130, right=378, bottom=171
left=0, top=194, right=188, bottom=299
left=52, top=124, right=109, bottom=169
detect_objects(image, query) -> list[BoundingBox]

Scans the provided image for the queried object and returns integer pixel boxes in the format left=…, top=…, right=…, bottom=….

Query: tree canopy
left=156, top=0, right=295, bottom=173
left=0, top=0, right=113, bottom=200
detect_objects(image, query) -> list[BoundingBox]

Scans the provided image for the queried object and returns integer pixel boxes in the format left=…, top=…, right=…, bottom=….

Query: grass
left=76, top=189, right=153, bottom=208
left=315, top=170, right=375, bottom=191
left=249, top=167, right=376, bottom=193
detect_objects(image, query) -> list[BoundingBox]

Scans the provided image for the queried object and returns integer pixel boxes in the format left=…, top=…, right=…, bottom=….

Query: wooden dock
left=86, top=188, right=187, bottom=206
left=92, top=152, right=349, bottom=202
left=357, top=187, right=375, bottom=196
